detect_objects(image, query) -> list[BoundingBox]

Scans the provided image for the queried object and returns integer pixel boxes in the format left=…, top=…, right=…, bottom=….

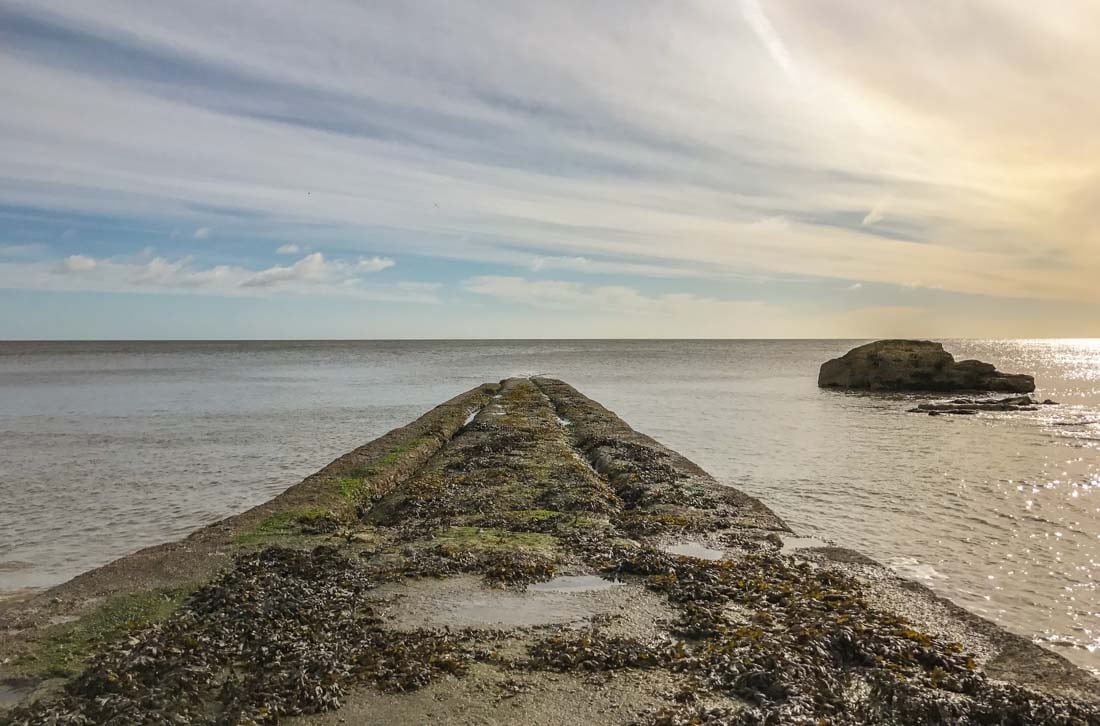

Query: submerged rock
left=907, top=395, right=1049, bottom=415
left=818, top=340, right=1035, bottom=393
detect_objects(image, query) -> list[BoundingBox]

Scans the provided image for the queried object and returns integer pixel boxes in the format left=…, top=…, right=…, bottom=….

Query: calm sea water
left=1, top=340, right=1097, bottom=673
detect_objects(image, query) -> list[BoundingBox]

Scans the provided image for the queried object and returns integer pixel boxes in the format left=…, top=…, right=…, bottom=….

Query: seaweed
left=8, top=588, right=192, bottom=680
left=233, top=507, right=339, bottom=545
left=528, top=631, right=677, bottom=672
left=10, top=378, right=1100, bottom=725
left=6, top=548, right=478, bottom=725
left=602, top=546, right=1100, bottom=724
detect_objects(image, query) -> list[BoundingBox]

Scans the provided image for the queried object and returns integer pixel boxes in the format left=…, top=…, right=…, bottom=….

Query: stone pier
left=2, top=379, right=1097, bottom=724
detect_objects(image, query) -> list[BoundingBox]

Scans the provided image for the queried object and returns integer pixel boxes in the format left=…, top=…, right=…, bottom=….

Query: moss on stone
left=12, top=588, right=192, bottom=679
left=233, top=507, right=336, bottom=545
left=351, top=438, right=432, bottom=479
left=428, top=526, right=557, bottom=554
left=336, top=476, right=370, bottom=500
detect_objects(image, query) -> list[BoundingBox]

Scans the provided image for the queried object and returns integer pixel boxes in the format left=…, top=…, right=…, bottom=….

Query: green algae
left=468, top=509, right=606, bottom=535
left=12, top=588, right=193, bottom=679
left=7, top=548, right=482, bottom=724
left=233, top=507, right=337, bottom=545
left=428, top=526, right=557, bottom=554
left=336, top=476, right=370, bottom=500
left=336, top=435, right=441, bottom=502
left=485, top=508, right=560, bottom=525
left=351, top=437, right=434, bottom=479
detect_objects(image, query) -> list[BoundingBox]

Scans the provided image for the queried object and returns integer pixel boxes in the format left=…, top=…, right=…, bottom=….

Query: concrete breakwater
left=1, top=378, right=1098, bottom=724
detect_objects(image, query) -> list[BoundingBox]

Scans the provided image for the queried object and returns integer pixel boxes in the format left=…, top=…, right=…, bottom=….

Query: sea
left=1, top=339, right=1097, bottom=674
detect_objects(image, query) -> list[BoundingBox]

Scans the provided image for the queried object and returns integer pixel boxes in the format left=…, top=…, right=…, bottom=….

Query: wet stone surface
left=527, top=575, right=623, bottom=593
left=779, top=535, right=832, bottom=552
left=376, top=576, right=616, bottom=630
left=661, top=541, right=726, bottom=561
left=0, top=684, right=32, bottom=708
left=3, top=377, right=1099, bottom=724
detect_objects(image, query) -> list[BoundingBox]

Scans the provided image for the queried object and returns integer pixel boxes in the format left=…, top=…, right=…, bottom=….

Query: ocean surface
left=1, top=339, right=1097, bottom=674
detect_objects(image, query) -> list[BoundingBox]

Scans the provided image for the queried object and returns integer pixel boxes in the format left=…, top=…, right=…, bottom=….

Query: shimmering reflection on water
left=0, top=339, right=1097, bottom=674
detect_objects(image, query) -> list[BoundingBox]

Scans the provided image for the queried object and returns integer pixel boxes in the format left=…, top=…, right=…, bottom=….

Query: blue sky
left=1, top=1, right=1098, bottom=339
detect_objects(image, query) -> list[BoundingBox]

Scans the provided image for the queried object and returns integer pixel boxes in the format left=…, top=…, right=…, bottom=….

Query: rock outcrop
left=818, top=340, right=1035, bottom=393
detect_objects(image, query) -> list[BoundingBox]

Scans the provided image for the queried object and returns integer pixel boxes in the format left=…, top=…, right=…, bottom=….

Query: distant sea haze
left=0, top=339, right=1098, bottom=674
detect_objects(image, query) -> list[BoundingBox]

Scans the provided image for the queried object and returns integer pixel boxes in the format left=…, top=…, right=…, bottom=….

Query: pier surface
left=2, top=378, right=1098, bottom=724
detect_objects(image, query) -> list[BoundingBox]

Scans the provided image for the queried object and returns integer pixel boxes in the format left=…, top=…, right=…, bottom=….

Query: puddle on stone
left=662, top=541, right=725, bottom=560
left=780, top=535, right=831, bottom=552
left=0, top=683, right=31, bottom=707
left=378, top=577, right=614, bottom=630
left=433, top=597, right=595, bottom=628
left=555, top=415, right=572, bottom=427
left=527, top=575, right=620, bottom=593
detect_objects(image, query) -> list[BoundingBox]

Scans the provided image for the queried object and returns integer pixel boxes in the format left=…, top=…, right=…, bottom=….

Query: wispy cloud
left=464, top=274, right=777, bottom=323
left=356, top=256, right=396, bottom=272
left=530, top=255, right=587, bottom=272
left=462, top=274, right=791, bottom=335
left=0, top=1, right=1099, bottom=335
left=239, top=251, right=328, bottom=288
left=2, top=250, right=428, bottom=302
left=740, top=0, right=799, bottom=82
left=861, top=198, right=890, bottom=226
left=461, top=275, right=969, bottom=338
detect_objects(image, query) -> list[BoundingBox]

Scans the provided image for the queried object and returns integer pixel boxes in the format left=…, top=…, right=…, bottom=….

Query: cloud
left=460, top=275, right=976, bottom=338
left=193, top=226, right=211, bottom=239
left=861, top=198, right=889, bottom=226
left=464, top=275, right=755, bottom=317
left=740, top=0, right=799, bottom=82
left=356, top=256, right=395, bottom=272
left=57, top=254, right=97, bottom=272
left=525, top=254, right=703, bottom=278
left=0, top=250, right=433, bottom=302
left=462, top=274, right=790, bottom=336
left=240, top=251, right=327, bottom=287
left=276, top=243, right=301, bottom=254
left=531, top=255, right=587, bottom=272
left=0, top=1, right=1099, bottom=330
left=847, top=282, right=862, bottom=291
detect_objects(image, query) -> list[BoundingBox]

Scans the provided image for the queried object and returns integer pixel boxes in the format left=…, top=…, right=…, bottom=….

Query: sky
left=1, top=0, right=1098, bottom=339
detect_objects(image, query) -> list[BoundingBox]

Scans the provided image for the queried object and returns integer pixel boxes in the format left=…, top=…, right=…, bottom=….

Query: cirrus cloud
left=1, top=1, right=1099, bottom=336
left=1, top=250, right=429, bottom=302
